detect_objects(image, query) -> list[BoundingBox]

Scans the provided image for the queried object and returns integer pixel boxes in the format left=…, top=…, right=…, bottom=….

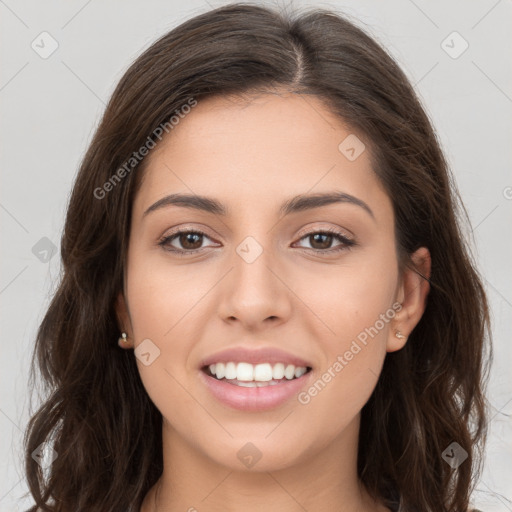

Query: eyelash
left=158, top=227, right=356, bottom=257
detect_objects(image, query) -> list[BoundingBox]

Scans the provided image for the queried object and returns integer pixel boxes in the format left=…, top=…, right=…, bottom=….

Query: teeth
left=207, top=362, right=309, bottom=382
left=225, top=362, right=237, bottom=380
left=272, top=363, right=285, bottom=379
left=294, top=366, right=307, bottom=378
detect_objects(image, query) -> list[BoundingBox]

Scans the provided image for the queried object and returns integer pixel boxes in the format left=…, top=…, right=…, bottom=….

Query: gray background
left=1, top=0, right=511, bottom=510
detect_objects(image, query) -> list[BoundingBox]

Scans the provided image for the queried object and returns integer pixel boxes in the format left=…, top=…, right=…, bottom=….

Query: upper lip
left=199, top=346, right=313, bottom=369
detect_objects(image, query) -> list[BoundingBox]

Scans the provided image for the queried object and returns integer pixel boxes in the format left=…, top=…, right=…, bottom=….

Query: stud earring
left=395, top=330, right=407, bottom=340
left=119, top=332, right=129, bottom=344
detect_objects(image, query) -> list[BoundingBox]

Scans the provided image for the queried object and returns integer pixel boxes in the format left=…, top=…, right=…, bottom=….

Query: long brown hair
left=23, top=3, right=491, bottom=511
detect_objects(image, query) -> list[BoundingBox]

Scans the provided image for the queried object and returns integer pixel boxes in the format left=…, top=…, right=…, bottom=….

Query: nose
left=217, top=239, right=292, bottom=330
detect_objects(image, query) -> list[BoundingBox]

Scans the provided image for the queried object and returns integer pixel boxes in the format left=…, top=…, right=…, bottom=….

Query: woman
left=23, top=3, right=491, bottom=511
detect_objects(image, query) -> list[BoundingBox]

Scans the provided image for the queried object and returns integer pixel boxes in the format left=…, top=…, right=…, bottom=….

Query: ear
left=387, top=246, right=431, bottom=352
left=115, top=291, right=134, bottom=349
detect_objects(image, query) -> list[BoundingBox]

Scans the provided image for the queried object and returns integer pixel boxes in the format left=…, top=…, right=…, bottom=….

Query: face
left=116, top=91, right=429, bottom=472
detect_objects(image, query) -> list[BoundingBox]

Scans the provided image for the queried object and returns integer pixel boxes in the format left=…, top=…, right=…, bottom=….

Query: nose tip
left=219, top=257, right=292, bottom=329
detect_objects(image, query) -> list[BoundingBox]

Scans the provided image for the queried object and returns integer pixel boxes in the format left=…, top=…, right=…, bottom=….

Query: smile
left=199, top=363, right=313, bottom=411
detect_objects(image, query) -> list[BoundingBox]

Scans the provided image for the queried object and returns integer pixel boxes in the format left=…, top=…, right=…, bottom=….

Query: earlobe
left=115, top=292, right=134, bottom=349
left=387, top=246, right=431, bottom=353
left=387, top=328, right=408, bottom=352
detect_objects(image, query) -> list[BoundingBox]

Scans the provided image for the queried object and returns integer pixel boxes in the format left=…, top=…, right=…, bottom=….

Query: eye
left=158, top=229, right=217, bottom=256
left=293, top=227, right=356, bottom=254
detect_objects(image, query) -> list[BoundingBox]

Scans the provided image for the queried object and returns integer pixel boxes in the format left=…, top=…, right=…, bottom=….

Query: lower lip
left=198, top=369, right=313, bottom=412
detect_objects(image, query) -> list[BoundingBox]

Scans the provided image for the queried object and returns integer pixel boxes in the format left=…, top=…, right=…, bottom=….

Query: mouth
left=197, top=347, right=315, bottom=411
left=199, top=362, right=314, bottom=411
left=199, top=363, right=314, bottom=412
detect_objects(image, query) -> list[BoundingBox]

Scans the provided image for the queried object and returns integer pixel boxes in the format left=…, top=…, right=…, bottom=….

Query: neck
left=141, top=414, right=390, bottom=512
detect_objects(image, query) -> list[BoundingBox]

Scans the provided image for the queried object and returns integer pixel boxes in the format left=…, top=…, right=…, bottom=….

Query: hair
left=23, top=3, right=492, bottom=511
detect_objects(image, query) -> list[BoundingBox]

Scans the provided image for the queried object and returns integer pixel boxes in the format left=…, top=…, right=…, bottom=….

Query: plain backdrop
left=1, top=1, right=511, bottom=510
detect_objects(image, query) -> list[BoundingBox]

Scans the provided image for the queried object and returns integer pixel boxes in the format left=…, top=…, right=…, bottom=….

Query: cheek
left=126, top=247, right=210, bottom=342
left=123, top=253, right=194, bottom=402
left=291, top=246, right=398, bottom=343
left=296, top=329, right=387, bottom=442
left=291, top=252, right=397, bottom=430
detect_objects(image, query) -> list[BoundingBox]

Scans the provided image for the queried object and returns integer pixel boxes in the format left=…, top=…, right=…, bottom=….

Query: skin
left=115, top=91, right=431, bottom=512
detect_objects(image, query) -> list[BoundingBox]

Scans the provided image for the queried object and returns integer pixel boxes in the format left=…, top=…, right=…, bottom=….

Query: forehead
left=133, top=92, right=391, bottom=219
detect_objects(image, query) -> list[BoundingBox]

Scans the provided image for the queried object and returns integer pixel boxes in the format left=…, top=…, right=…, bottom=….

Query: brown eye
left=308, top=233, right=334, bottom=250
left=294, top=229, right=356, bottom=254
left=178, top=232, right=204, bottom=250
left=158, top=229, right=217, bottom=255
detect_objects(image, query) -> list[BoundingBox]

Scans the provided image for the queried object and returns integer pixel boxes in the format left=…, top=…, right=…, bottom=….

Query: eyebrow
left=142, top=191, right=375, bottom=220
